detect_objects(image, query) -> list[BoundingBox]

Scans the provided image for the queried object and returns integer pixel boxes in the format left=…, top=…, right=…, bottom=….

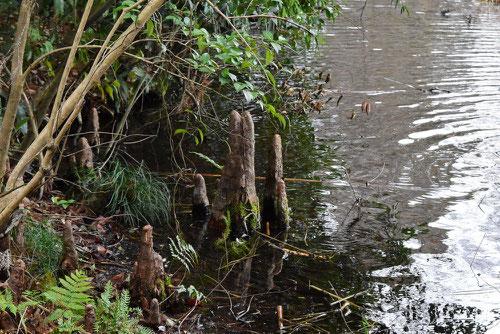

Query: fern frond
left=137, top=325, right=157, bottom=334
left=101, top=281, right=114, bottom=307
left=43, top=269, right=92, bottom=321
left=168, top=235, right=198, bottom=272
left=117, top=289, right=130, bottom=320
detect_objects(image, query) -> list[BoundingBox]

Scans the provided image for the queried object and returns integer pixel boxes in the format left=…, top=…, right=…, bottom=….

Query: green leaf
left=265, top=70, right=276, bottom=87
left=196, top=128, right=204, bottom=143
left=105, top=85, right=114, bottom=100
left=190, top=152, right=222, bottom=170
left=233, top=82, right=246, bottom=92
left=241, top=61, right=252, bottom=68
left=265, top=49, right=274, bottom=66
left=243, top=90, right=254, bottom=102
left=262, top=30, right=273, bottom=41
left=15, top=117, right=30, bottom=132
left=174, top=128, right=189, bottom=136
left=146, top=19, right=154, bottom=37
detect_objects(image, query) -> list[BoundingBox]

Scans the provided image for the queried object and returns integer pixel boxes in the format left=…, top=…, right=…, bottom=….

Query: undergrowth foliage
left=94, top=281, right=155, bottom=334
left=0, top=270, right=155, bottom=333
left=82, top=159, right=171, bottom=226
left=24, top=218, right=62, bottom=273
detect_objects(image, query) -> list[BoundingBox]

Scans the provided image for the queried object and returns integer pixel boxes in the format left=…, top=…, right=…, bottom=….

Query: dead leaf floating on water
left=365, top=102, right=371, bottom=115
left=361, top=100, right=368, bottom=111
left=325, top=73, right=332, bottom=83
left=349, top=111, right=356, bottom=119
left=361, top=100, right=372, bottom=115
left=318, top=71, right=324, bottom=80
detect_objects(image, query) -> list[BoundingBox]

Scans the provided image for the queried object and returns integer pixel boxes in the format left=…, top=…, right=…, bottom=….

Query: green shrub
left=82, top=159, right=171, bottom=227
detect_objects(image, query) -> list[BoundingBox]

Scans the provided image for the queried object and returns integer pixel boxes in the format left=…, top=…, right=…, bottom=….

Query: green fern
left=168, top=235, right=198, bottom=272
left=43, top=270, right=92, bottom=323
left=94, top=281, right=145, bottom=334
left=0, top=288, right=40, bottom=330
left=137, top=325, right=157, bottom=334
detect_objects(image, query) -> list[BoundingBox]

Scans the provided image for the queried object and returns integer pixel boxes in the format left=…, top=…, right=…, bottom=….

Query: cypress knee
left=210, top=111, right=260, bottom=237
left=192, top=174, right=209, bottom=221
left=263, top=134, right=289, bottom=230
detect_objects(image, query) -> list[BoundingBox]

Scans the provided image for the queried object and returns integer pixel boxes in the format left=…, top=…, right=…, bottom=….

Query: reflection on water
left=302, top=0, right=500, bottom=331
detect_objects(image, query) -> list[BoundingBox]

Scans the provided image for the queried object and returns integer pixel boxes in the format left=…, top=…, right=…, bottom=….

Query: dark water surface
left=130, top=0, right=500, bottom=332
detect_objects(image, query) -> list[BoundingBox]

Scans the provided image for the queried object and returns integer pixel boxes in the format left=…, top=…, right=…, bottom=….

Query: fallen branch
left=161, top=172, right=323, bottom=183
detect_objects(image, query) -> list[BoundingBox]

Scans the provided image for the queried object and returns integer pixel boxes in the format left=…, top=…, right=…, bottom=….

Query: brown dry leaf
left=110, top=272, right=126, bottom=286
left=361, top=100, right=368, bottom=112
left=325, top=73, right=332, bottom=83
left=97, top=245, right=107, bottom=255
left=366, top=102, right=372, bottom=115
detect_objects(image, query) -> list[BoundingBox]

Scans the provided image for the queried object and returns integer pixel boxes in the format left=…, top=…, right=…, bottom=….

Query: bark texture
left=77, top=137, right=93, bottom=169
left=262, top=134, right=289, bottom=229
left=130, top=225, right=165, bottom=301
left=148, top=298, right=162, bottom=326
left=210, top=111, right=259, bottom=236
left=85, top=107, right=100, bottom=146
left=61, top=220, right=79, bottom=272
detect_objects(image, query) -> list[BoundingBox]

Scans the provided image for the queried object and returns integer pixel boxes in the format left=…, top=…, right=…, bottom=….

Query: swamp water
left=128, top=0, right=500, bottom=332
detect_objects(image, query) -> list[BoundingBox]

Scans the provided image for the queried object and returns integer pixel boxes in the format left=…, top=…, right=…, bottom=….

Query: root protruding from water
left=263, top=134, right=289, bottom=230
left=211, top=110, right=260, bottom=237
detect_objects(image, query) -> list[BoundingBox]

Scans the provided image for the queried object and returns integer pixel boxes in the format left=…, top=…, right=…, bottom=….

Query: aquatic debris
left=325, top=73, right=332, bottom=83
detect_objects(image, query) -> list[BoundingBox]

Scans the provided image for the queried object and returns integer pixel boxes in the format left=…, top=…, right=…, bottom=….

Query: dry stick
left=50, top=0, right=95, bottom=136
left=255, top=230, right=331, bottom=260
left=0, top=0, right=34, bottom=180
left=308, top=284, right=361, bottom=309
left=3, top=0, right=94, bottom=191
left=161, top=172, right=322, bottom=183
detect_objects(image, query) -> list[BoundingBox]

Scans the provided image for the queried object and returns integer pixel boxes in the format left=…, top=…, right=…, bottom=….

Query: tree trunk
left=210, top=110, right=259, bottom=237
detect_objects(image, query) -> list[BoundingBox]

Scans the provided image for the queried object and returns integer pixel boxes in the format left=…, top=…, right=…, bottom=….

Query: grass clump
left=25, top=218, right=62, bottom=273
left=82, top=159, right=171, bottom=227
